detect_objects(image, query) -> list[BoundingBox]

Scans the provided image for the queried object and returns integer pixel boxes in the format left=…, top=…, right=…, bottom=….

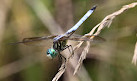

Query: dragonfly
left=11, top=5, right=105, bottom=59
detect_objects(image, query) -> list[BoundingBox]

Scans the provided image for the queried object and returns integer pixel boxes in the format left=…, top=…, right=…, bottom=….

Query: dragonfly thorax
left=53, top=40, right=67, bottom=51
left=53, top=34, right=67, bottom=42
left=47, top=48, right=58, bottom=59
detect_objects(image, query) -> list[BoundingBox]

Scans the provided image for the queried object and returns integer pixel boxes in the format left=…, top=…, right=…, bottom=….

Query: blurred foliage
left=0, top=0, right=137, bottom=81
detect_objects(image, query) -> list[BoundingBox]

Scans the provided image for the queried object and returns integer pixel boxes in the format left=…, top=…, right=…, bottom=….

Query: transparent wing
left=63, top=35, right=106, bottom=43
left=10, top=35, right=58, bottom=45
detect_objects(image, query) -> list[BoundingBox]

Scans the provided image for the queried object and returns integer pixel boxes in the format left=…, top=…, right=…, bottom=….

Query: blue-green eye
left=46, top=48, right=58, bottom=58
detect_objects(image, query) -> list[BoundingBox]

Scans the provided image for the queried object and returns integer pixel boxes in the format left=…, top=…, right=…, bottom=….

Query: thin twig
left=74, top=2, right=137, bottom=74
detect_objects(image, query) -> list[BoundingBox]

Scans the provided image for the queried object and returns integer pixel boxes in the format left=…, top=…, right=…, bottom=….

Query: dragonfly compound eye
left=46, top=48, right=58, bottom=59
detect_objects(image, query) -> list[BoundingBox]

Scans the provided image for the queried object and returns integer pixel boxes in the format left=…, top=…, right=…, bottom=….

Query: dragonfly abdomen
left=66, top=5, right=97, bottom=35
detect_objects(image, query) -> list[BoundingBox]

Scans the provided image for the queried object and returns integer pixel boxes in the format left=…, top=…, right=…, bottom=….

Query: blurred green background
left=0, top=0, right=137, bottom=81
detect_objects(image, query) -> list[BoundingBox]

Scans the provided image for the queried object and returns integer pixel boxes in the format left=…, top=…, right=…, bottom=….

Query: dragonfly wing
left=10, top=35, right=58, bottom=45
left=91, top=36, right=106, bottom=43
left=65, top=35, right=105, bottom=43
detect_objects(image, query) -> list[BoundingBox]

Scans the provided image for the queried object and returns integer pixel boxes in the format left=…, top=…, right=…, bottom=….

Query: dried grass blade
left=89, top=2, right=137, bottom=36
left=73, top=2, right=137, bottom=75
left=73, top=41, right=84, bottom=51
left=73, top=42, right=90, bottom=75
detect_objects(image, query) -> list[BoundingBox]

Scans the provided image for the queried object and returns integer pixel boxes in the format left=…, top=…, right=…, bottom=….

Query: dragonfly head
left=46, top=48, right=58, bottom=59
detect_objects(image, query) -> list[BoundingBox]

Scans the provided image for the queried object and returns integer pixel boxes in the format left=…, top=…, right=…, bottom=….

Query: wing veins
left=10, top=35, right=57, bottom=45
left=63, top=35, right=105, bottom=42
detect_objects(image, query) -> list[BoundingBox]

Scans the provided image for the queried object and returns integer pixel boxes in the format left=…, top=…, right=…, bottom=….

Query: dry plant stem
left=52, top=61, right=67, bottom=81
left=132, top=42, right=137, bottom=65
left=74, top=2, right=137, bottom=74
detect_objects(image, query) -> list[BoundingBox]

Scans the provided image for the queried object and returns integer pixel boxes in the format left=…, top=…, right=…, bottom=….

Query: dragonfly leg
left=58, top=54, right=67, bottom=70
left=67, top=45, right=74, bottom=59
left=58, top=54, right=63, bottom=63
left=58, top=53, right=66, bottom=62
left=61, top=45, right=74, bottom=59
